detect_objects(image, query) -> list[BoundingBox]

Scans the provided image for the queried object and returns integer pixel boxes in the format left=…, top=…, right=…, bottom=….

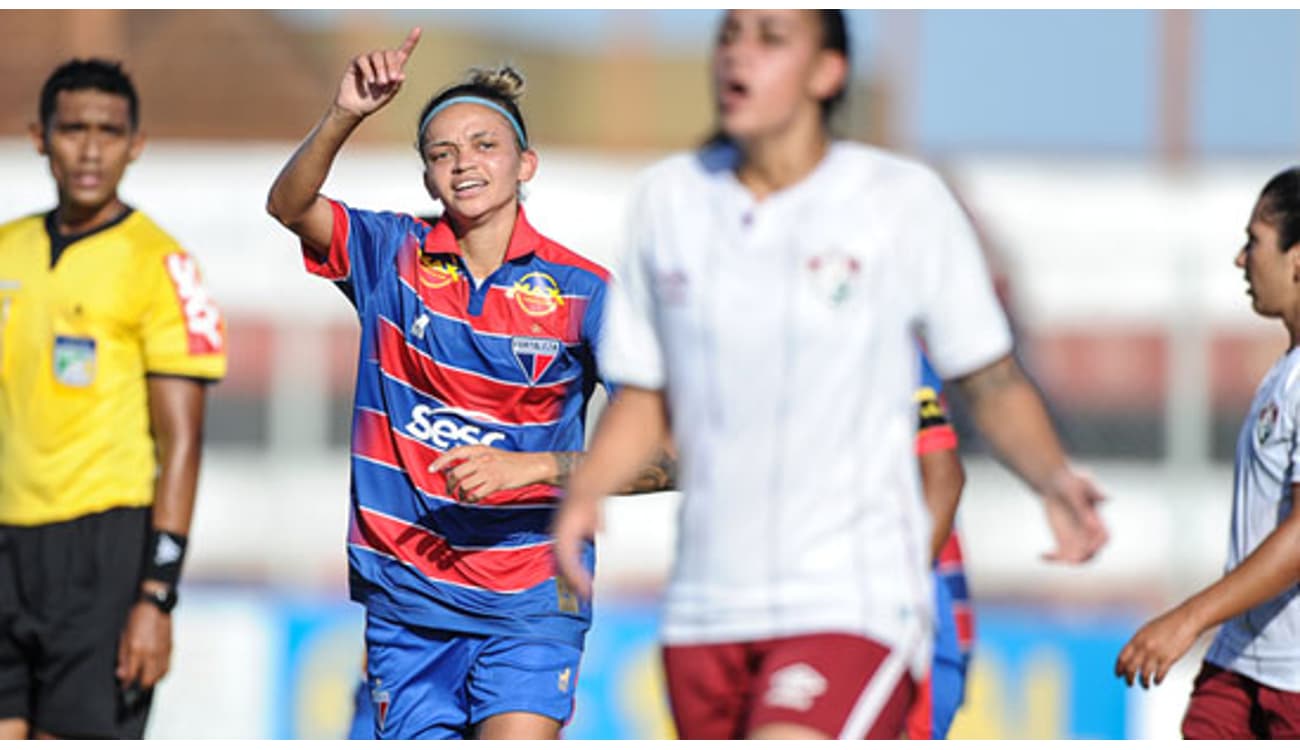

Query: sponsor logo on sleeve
left=1256, top=400, right=1280, bottom=444
left=511, top=336, right=561, bottom=385
left=164, top=253, right=223, bottom=355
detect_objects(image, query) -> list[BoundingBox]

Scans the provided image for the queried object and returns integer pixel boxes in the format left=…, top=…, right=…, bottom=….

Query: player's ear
left=517, top=147, right=538, bottom=184
left=128, top=128, right=146, bottom=163
left=28, top=122, right=47, bottom=156
left=809, top=49, right=848, bottom=106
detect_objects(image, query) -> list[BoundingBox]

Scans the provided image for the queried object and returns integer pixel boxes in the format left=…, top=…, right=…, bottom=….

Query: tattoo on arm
left=549, top=452, right=582, bottom=486
left=545, top=449, right=677, bottom=493
left=620, top=450, right=678, bottom=495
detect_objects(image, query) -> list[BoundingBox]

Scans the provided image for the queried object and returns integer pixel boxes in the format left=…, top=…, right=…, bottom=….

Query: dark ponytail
left=1259, top=168, right=1300, bottom=252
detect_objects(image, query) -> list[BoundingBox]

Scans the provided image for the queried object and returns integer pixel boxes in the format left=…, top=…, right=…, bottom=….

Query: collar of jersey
left=421, top=206, right=541, bottom=264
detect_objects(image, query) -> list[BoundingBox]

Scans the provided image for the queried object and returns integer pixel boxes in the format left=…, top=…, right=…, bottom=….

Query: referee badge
left=1256, top=401, right=1280, bottom=444
left=53, top=335, right=97, bottom=387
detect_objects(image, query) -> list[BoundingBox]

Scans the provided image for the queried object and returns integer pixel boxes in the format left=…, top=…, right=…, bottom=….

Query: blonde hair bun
left=464, top=65, right=525, bottom=104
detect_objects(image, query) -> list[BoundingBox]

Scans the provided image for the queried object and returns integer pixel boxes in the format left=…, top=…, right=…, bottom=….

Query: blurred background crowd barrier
left=3, top=8, right=1299, bottom=738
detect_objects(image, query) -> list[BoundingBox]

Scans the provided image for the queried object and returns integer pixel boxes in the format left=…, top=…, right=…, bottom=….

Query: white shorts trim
left=837, top=621, right=923, bottom=739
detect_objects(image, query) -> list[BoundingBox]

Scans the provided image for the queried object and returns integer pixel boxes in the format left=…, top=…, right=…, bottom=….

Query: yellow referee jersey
left=0, top=209, right=227, bottom=526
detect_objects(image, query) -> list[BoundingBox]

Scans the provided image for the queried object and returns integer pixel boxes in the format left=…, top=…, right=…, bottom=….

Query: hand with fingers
left=1039, top=467, right=1109, bottom=564
left=428, top=446, right=550, bottom=505
left=335, top=27, right=422, bottom=120
left=116, top=602, right=172, bottom=694
left=550, top=491, right=602, bottom=601
left=1114, top=606, right=1200, bottom=689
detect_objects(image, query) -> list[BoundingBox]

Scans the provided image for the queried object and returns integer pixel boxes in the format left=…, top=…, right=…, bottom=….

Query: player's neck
left=449, top=203, right=517, bottom=280
left=1286, top=312, right=1300, bottom=352
left=735, top=120, right=830, bottom=202
left=52, top=197, right=127, bottom=237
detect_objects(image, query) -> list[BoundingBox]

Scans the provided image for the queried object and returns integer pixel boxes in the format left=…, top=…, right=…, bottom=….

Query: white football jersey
left=599, top=141, right=1013, bottom=678
left=1206, top=346, right=1300, bottom=691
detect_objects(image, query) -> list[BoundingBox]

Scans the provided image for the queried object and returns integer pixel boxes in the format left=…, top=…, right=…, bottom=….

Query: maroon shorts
left=1182, top=662, right=1300, bottom=739
left=662, top=632, right=915, bottom=739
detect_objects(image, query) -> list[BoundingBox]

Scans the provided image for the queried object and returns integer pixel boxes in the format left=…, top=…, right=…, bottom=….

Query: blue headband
left=419, top=95, right=528, bottom=149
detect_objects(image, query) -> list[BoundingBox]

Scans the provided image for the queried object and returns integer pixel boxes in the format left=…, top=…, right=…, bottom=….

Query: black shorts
left=0, top=506, right=152, bottom=738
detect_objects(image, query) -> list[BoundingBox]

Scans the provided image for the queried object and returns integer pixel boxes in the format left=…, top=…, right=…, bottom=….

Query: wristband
left=144, top=529, right=187, bottom=587
left=139, top=585, right=178, bottom=614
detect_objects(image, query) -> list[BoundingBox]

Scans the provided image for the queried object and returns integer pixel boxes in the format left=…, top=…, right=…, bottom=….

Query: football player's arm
left=915, top=375, right=964, bottom=563
left=953, top=354, right=1108, bottom=564
left=116, top=376, right=208, bottom=691
left=552, top=386, right=670, bottom=598
left=546, top=444, right=676, bottom=494
left=427, top=442, right=676, bottom=503
left=920, top=447, right=964, bottom=564
left=267, top=29, right=421, bottom=257
left=1116, top=485, right=1300, bottom=688
left=265, top=108, right=355, bottom=256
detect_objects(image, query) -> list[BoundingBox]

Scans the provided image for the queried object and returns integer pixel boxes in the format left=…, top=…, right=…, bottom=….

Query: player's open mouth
left=453, top=179, right=486, bottom=195
left=719, top=79, right=749, bottom=109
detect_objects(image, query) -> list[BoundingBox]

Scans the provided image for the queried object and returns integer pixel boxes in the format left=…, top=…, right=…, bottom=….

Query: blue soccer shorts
left=363, top=612, right=583, bottom=739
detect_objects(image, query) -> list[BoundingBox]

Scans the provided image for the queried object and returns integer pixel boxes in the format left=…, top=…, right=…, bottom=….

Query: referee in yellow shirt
left=0, top=59, right=227, bottom=739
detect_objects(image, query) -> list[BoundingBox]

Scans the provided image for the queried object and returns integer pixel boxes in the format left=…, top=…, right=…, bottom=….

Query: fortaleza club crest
left=512, top=336, right=561, bottom=384
left=1256, top=400, right=1280, bottom=444
left=805, top=251, right=862, bottom=308
left=507, top=272, right=565, bottom=317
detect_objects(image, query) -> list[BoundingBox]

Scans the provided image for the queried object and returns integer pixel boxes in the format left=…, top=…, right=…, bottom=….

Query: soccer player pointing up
left=267, top=29, right=672, bottom=740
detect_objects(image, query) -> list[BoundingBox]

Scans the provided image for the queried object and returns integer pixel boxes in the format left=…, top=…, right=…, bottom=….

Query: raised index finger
left=396, top=27, right=422, bottom=62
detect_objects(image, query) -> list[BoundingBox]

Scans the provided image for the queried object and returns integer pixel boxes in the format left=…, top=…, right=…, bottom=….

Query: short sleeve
left=915, top=348, right=957, bottom=455
left=142, top=250, right=228, bottom=381
left=597, top=179, right=667, bottom=391
left=911, top=171, right=1013, bottom=380
left=302, top=198, right=412, bottom=310
left=580, top=277, right=619, bottom=396
left=1288, top=372, right=1300, bottom=476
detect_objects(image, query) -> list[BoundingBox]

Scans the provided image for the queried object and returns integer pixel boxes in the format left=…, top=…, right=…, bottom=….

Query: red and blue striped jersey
left=915, top=352, right=974, bottom=658
left=304, top=199, right=609, bottom=646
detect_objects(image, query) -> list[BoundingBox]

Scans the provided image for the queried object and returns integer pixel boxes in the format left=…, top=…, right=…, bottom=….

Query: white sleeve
left=1287, top=365, right=1300, bottom=475
left=597, top=179, right=667, bottom=391
left=912, top=170, right=1013, bottom=379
